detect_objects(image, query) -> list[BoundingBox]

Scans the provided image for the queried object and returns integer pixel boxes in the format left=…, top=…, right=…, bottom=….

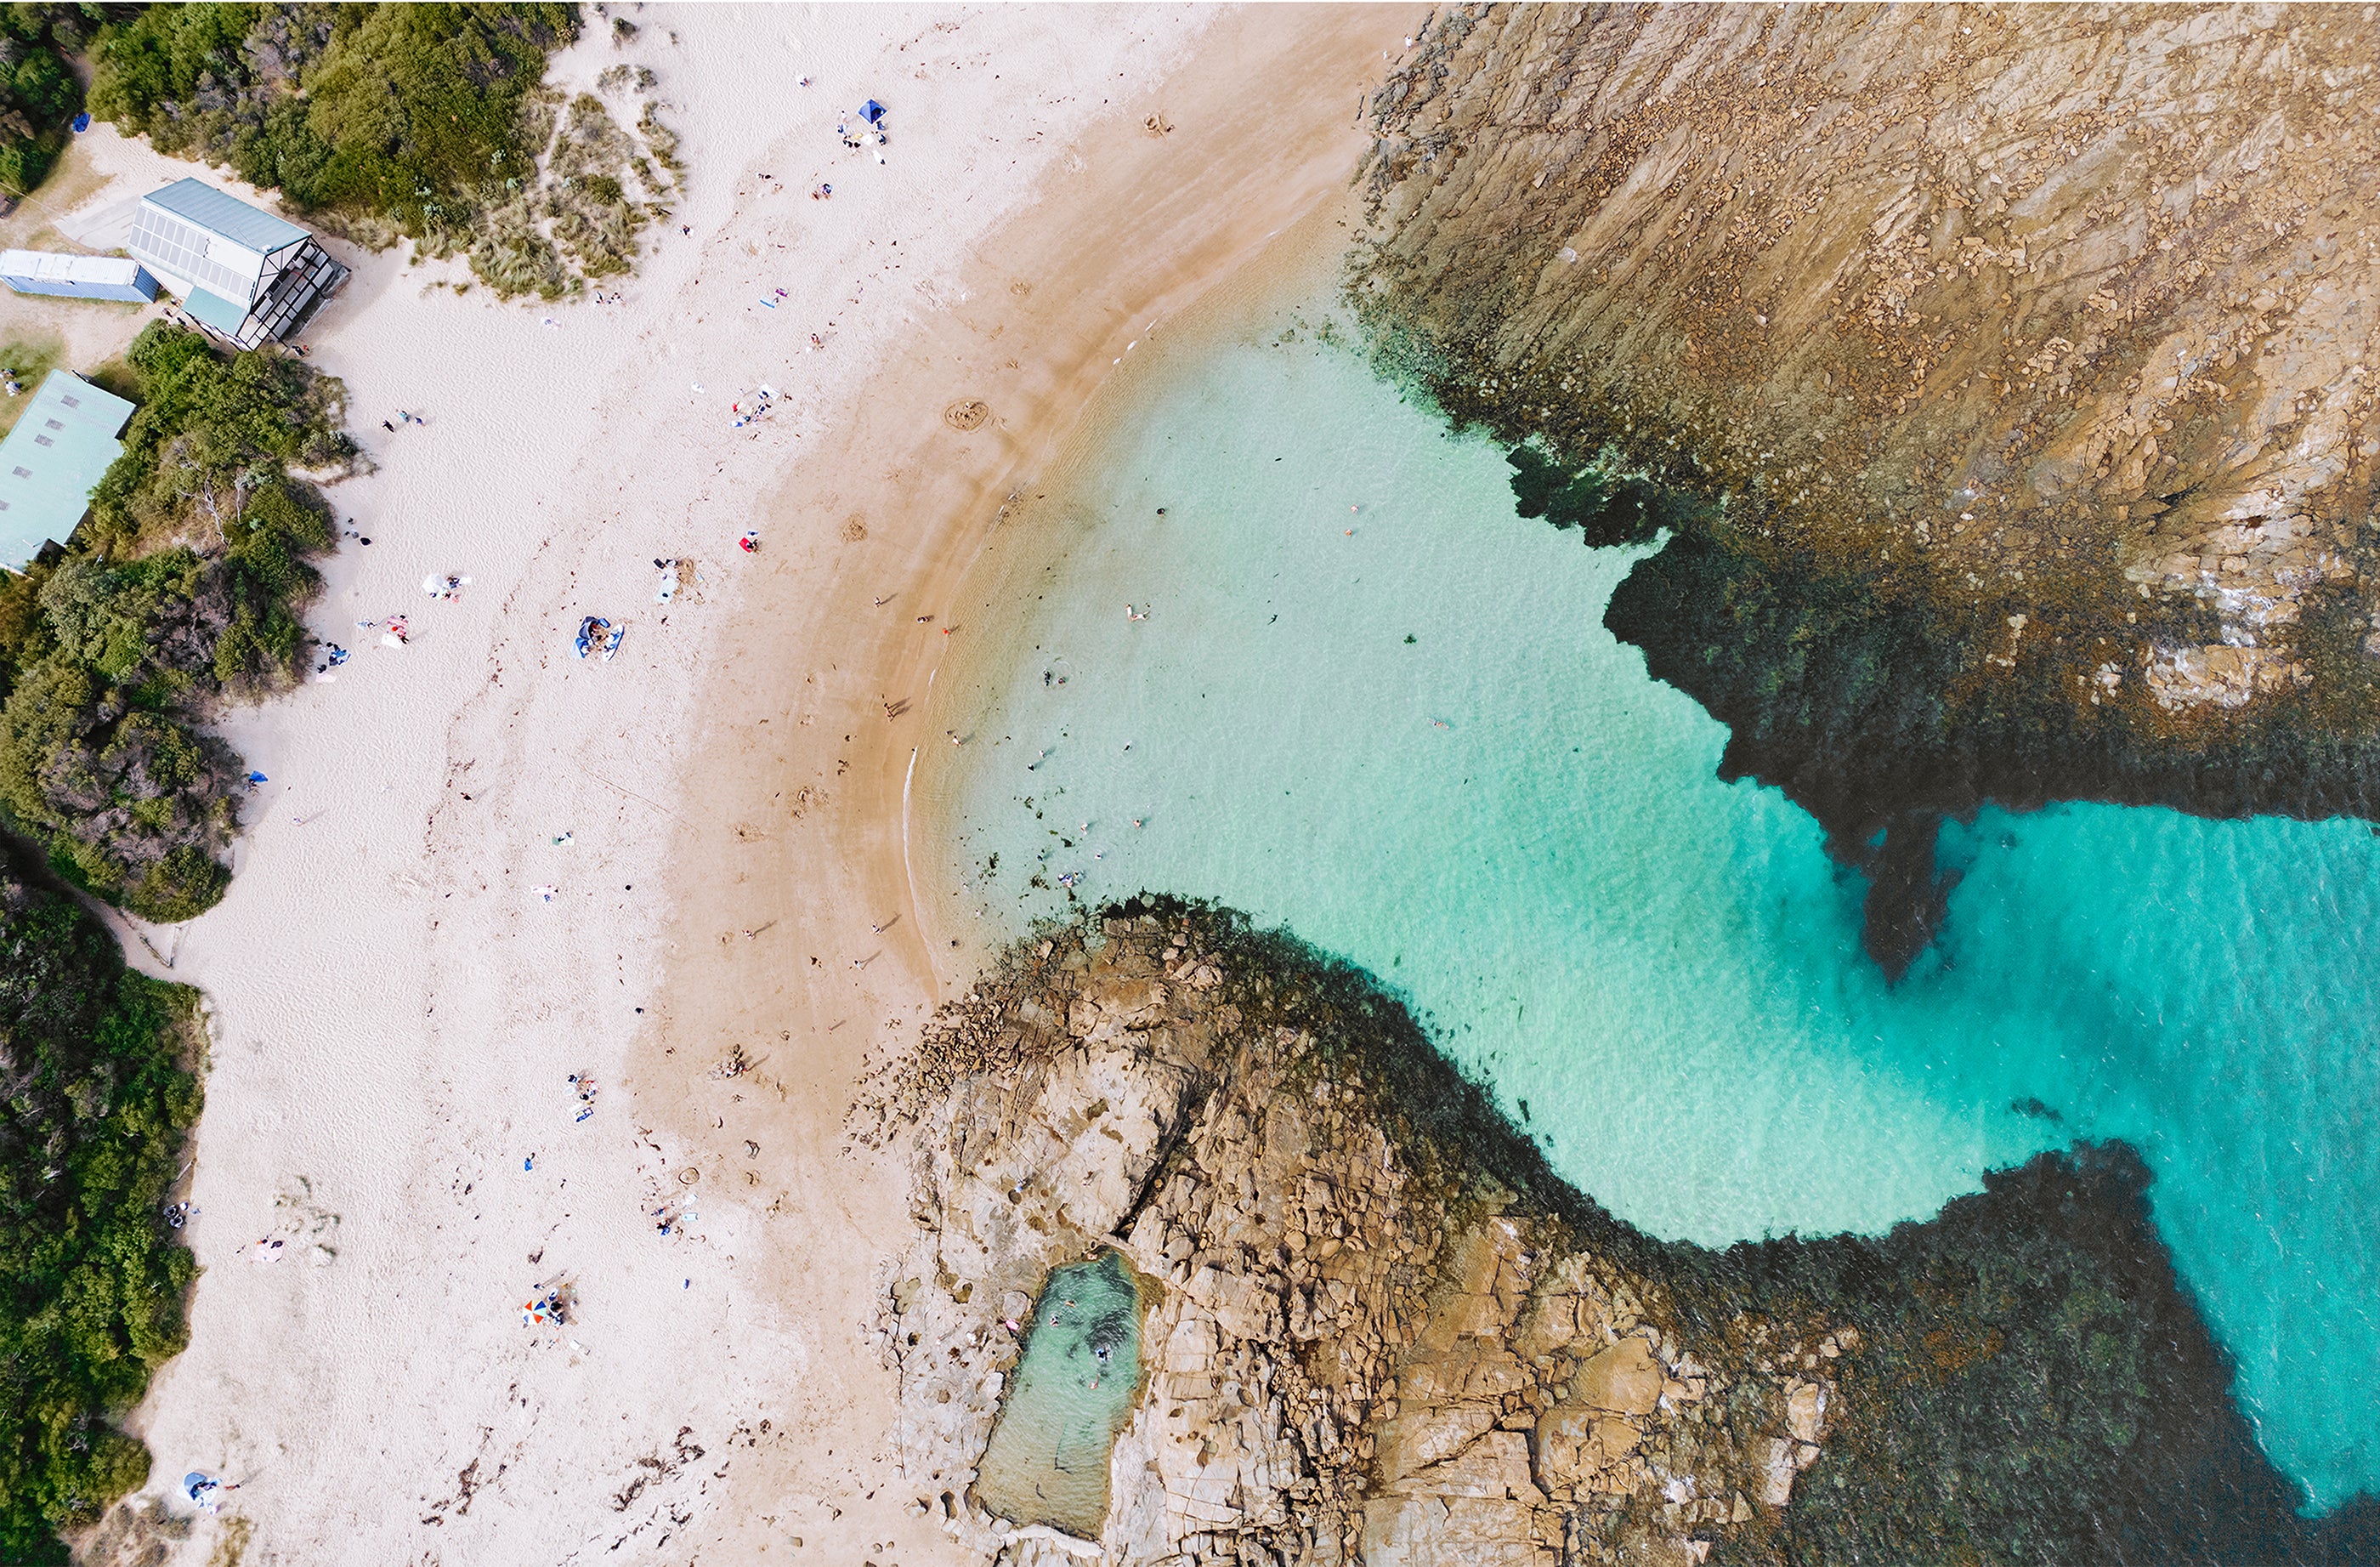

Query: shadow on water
left=1111, top=894, right=2380, bottom=1567
left=973, top=1250, right=1148, bottom=1536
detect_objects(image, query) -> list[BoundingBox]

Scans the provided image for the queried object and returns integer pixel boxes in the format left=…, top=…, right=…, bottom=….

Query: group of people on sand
left=729, top=383, right=781, bottom=432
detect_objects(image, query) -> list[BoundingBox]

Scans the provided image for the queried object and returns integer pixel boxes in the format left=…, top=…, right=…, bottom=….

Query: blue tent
left=858, top=99, right=886, bottom=124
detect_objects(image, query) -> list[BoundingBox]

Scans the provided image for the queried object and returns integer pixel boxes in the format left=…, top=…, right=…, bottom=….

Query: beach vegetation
left=0, top=872, right=201, bottom=1565
left=0, top=323, right=353, bottom=922
left=595, top=63, right=656, bottom=96
left=88, top=3, right=678, bottom=298
left=0, top=6, right=97, bottom=202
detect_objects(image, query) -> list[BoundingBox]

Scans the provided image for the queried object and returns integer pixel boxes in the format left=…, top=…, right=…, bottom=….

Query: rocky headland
left=863, top=908, right=2373, bottom=1565
left=1352, top=5, right=2380, bottom=972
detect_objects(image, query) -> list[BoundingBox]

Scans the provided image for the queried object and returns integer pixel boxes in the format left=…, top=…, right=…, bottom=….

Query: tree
left=0, top=325, right=349, bottom=920
left=0, top=874, right=201, bottom=1564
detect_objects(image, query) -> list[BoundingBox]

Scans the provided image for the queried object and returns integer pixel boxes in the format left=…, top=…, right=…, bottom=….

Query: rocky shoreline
left=1349, top=5, right=2380, bottom=972
left=862, top=906, right=2373, bottom=1564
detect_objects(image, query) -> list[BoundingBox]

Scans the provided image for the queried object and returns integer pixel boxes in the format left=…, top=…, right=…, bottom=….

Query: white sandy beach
left=0, top=8, right=1417, bottom=1564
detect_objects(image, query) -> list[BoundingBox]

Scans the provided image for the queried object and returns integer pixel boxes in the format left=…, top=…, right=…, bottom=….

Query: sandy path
left=25, top=7, right=1424, bottom=1566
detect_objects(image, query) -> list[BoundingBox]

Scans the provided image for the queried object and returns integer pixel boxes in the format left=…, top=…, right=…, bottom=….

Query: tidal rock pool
left=974, top=1252, right=1147, bottom=1534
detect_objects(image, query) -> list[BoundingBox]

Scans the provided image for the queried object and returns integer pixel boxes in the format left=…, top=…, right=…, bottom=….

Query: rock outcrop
left=1352, top=6, right=2380, bottom=970
left=860, top=906, right=2371, bottom=1564
left=868, top=913, right=1833, bottom=1567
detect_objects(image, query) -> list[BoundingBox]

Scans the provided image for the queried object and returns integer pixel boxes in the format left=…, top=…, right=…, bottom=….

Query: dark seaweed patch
left=1507, top=445, right=1696, bottom=548
left=1603, top=528, right=2380, bottom=978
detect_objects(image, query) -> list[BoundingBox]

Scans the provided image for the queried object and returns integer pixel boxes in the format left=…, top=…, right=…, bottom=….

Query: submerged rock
left=1352, top=6, right=2380, bottom=970
left=862, top=905, right=2372, bottom=1564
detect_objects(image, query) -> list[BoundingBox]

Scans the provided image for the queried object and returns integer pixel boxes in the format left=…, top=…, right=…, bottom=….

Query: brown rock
left=1757, top=1437, right=1799, bottom=1508
left=1357, top=0, right=2380, bottom=764
left=881, top=917, right=1841, bottom=1565
left=1359, top=1496, right=1558, bottom=1567
left=1378, top=1402, right=1499, bottom=1481
left=1388, top=1431, right=1545, bottom=1503
left=1572, top=1337, right=1663, bottom=1417
left=1534, top=1405, right=1643, bottom=1492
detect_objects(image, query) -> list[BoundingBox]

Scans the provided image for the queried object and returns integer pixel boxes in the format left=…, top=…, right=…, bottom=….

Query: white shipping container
left=0, top=249, right=160, bottom=304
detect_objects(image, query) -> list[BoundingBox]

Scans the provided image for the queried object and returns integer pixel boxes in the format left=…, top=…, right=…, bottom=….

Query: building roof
left=129, top=179, right=309, bottom=307
left=0, top=370, right=135, bottom=569
left=143, top=178, right=309, bottom=256
left=0, top=250, right=147, bottom=287
left=183, top=286, right=251, bottom=338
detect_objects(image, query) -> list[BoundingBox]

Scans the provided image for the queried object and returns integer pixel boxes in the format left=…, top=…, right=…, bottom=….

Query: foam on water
left=915, top=304, right=2380, bottom=1509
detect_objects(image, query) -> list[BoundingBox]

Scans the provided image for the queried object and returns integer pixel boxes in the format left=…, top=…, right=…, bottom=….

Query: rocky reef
left=1352, top=5, right=2380, bottom=971
left=863, top=907, right=2374, bottom=1565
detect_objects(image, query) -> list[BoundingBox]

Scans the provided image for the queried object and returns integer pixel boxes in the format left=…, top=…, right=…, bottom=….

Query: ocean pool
left=914, top=302, right=2380, bottom=1511
left=973, top=1252, right=1147, bottom=1534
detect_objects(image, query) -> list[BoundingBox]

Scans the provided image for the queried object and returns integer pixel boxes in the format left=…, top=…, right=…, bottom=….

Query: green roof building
left=0, top=370, right=134, bottom=570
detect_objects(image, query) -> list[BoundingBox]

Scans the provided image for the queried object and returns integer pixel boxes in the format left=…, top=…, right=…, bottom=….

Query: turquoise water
left=974, top=1252, right=1146, bottom=1532
left=916, top=309, right=2380, bottom=1510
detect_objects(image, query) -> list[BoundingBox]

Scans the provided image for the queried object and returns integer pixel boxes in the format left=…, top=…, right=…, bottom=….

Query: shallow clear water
left=917, top=307, right=2380, bottom=1510
left=974, top=1252, right=1146, bottom=1533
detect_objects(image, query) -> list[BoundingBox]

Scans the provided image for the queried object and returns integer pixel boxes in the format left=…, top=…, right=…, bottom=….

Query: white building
left=0, top=250, right=159, bottom=303
left=127, top=178, right=348, bottom=349
left=0, top=369, right=136, bottom=571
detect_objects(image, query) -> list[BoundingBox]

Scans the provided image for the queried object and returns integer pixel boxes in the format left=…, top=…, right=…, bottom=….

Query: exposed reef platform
left=866, top=906, right=2372, bottom=1564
